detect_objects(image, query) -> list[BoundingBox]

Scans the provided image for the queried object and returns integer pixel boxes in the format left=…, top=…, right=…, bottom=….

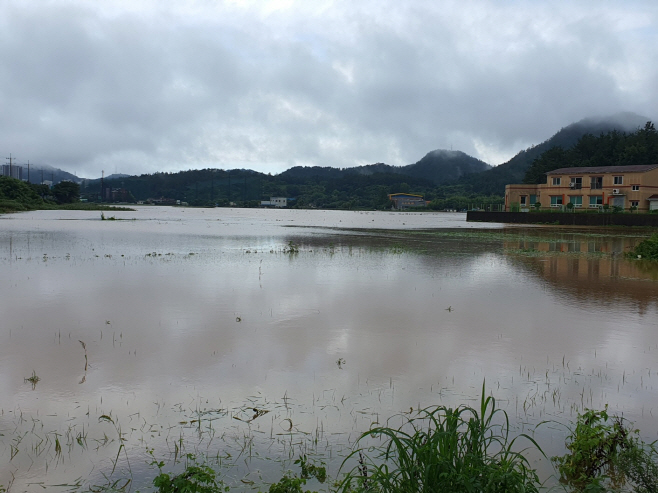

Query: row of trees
left=84, top=168, right=504, bottom=211
left=0, top=177, right=80, bottom=212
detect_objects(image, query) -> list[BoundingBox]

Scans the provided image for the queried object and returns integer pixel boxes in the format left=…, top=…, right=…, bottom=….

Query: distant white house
left=260, top=197, right=288, bottom=208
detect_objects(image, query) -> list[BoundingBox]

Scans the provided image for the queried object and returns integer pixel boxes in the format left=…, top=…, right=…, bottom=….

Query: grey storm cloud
left=0, top=0, right=656, bottom=178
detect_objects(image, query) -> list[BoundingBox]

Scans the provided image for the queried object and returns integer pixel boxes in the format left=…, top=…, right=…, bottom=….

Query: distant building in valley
left=261, top=197, right=288, bottom=208
left=505, top=165, right=658, bottom=212
left=388, top=193, right=427, bottom=210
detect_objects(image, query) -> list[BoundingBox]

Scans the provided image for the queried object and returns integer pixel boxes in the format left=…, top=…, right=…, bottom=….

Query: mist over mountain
left=13, top=164, right=82, bottom=185
left=461, top=112, right=651, bottom=195
left=31, top=112, right=653, bottom=198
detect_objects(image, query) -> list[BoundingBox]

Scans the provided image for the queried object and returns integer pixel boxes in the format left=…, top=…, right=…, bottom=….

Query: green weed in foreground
left=337, top=383, right=542, bottom=493
left=552, top=406, right=658, bottom=492
left=153, top=454, right=228, bottom=493
left=268, top=456, right=327, bottom=493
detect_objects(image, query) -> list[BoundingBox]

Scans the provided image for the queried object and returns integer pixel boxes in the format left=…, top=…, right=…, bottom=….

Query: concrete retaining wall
left=467, top=211, right=658, bottom=227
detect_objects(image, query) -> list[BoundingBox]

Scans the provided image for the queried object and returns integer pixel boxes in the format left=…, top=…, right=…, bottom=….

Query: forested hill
left=522, top=122, right=658, bottom=184
left=281, top=149, right=491, bottom=185
left=459, top=112, right=651, bottom=195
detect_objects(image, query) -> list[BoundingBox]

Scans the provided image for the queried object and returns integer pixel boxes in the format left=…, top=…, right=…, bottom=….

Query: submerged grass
left=338, top=383, right=543, bottom=493
left=4, top=380, right=658, bottom=492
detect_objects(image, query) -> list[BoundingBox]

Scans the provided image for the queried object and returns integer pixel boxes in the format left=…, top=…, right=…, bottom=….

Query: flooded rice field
left=1, top=207, right=658, bottom=491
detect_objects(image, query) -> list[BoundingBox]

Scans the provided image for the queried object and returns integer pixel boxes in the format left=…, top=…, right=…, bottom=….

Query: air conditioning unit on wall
left=612, top=189, right=621, bottom=194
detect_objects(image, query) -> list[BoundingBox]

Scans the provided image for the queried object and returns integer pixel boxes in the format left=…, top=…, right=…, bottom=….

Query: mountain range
left=281, top=111, right=651, bottom=194
left=22, top=112, right=653, bottom=196
left=282, top=149, right=491, bottom=184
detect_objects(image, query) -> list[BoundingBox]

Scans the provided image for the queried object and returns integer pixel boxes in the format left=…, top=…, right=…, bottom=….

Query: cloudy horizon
left=1, top=0, right=656, bottom=179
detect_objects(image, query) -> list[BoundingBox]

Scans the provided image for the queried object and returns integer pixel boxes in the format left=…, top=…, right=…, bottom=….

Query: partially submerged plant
left=626, top=234, right=658, bottom=261
left=552, top=406, right=658, bottom=492
left=153, top=454, right=226, bottom=493
left=283, top=241, right=300, bottom=254
left=101, top=212, right=117, bottom=220
left=25, top=370, right=40, bottom=388
left=268, top=455, right=327, bottom=493
left=338, top=383, right=543, bottom=493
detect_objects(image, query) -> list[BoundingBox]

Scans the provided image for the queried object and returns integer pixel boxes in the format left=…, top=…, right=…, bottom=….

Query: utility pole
left=211, top=169, right=214, bottom=204
left=101, top=170, right=104, bottom=202
left=227, top=171, right=231, bottom=204
left=6, top=153, right=13, bottom=178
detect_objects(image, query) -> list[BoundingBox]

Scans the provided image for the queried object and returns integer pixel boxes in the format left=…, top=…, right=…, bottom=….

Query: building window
left=590, top=177, right=603, bottom=189
left=613, top=176, right=623, bottom=185
left=631, top=201, right=639, bottom=207
left=552, top=177, right=561, bottom=186
left=632, top=185, right=640, bottom=191
left=589, top=195, right=603, bottom=208
left=570, top=177, right=582, bottom=189
left=530, top=194, right=537, bottom=205
left=520, top=196, right=527, bottom=205
left=550, top=196, right=563, bottom=207
left=569, top=196, right=583, bottom=208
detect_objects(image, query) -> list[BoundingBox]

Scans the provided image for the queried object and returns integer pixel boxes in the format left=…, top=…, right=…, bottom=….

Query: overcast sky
left=1, top=0, right=656, bottom=178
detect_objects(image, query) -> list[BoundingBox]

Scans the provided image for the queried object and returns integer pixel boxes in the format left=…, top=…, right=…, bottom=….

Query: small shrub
left=552, top=406, right=658, bottom=492
left=626, top=234, right=658, bottom=261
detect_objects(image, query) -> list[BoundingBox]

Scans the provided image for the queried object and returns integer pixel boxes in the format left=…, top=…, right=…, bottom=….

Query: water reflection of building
left=505, top=241, right=658, bottom=313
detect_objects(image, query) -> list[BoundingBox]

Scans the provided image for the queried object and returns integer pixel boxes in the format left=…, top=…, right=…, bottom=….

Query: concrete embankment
left=467, top=210, right=658, bottom=226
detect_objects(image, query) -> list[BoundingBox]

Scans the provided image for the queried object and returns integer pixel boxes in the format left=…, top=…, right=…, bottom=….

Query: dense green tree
left=0, top=176, right=45, bottom=212
left=523, top=122, right=658, bottom=184
left=52, top=181, right=80, bottom=204
left=522, top=147, right=569, bottom=184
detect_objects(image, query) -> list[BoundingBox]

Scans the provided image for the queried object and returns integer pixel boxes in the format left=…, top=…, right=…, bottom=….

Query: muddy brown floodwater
left=1, top=207, right=657, bottom=491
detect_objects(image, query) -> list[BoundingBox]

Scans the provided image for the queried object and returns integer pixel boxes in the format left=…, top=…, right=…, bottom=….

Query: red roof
left=546, top=164, right=658, bottom=175
left=648, top=194, right=658, bottom=200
